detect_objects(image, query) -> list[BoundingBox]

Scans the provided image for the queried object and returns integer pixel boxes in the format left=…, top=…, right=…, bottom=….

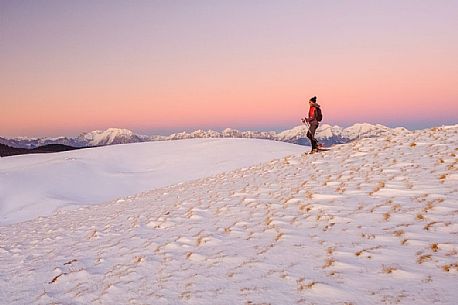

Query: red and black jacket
left=307, top=105, right=318, bottom=124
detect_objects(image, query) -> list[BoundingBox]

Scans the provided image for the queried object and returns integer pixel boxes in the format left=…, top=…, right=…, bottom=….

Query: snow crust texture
left=1, top=126, right=457, bottom=304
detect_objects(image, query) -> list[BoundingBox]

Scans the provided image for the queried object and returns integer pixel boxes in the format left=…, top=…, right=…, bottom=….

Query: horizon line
left=2, top=120, right=458, bottom=139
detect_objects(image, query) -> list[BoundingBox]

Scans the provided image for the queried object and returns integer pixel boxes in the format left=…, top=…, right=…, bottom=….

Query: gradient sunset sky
left=1, top=0, right=457, bottom=137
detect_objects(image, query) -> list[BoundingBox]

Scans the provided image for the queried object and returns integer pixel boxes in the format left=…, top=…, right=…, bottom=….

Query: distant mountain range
left=0, top=143, right=82, bottom=157
left=0, top=128, right=149, bottom=150
left=0, top=123, right=409, bottom=154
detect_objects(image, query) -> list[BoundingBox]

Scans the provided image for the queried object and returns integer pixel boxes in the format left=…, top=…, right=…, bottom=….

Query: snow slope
left=0, top=125, right=457, bottom=304
left=0, top=138, right=305, bottom=225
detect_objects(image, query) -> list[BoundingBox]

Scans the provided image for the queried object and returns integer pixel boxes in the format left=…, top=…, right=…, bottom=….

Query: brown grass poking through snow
left=391, top=203, right=401, bottom=213
left=133, top=256, right=144, bottom=264
left=305, top=191, right=313, bottom=200
left=196, top=236, right=205, bottom=246
left=299, top=204, right=312, bottom=213
left=370, top=181, right=385, bottom=196
left=296, top=278, right=317, bottom=291
left=424, top=221, right=439, bottom=231
left=322, top=258, right=335, bottom=268
left=382, top=265, right=397, bottom=274
left=417, top=254, right=432, bottom=264
left=442, top=263, right=458, bottom=272
left=431, top=243, right=439, bottom=252
left=439, top=174, right=447, bottom=183
left=383, top=212, right=391, bottom=221
left=393, top=230, right=404, bottom=237
left=416, top=214, right=425, bottom=221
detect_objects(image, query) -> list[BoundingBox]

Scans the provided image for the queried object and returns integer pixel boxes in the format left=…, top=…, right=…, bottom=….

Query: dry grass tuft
left=361, top=232, right=376, bottom=240
left=442, top=263, right=458, bottom=272
left=439, top=174, right=447, bottom=183
left=445, top=249, right=458, bottom=257
left=383, top=212, right=391, bottom=221
left=370, top=181, right=385, bottom=196
left=416, top=214, right=425, bottom=221
left=423, top=202, right=434, bottom=213
left=336, top=185, right=346, bottom=193
left=424, top=221, right=439, bottom=231
left=196, top=236, right=205, bottom=246
left=133, top=256, right=144, bottom=264
left=296, top=278, right=317, bottom=291
left=265, top=217, right=273, bottom=226
left=393, top=230, right=405, bottom=237
left=356, top=246, right=381, bottom=257
left=391, top=204, right=401, bottom=212
left=431, top=243, right=439, bottom=252
left=417, top=254, right=432, bottom=264
left=382, top=265, right=397, bottom=274
left=305, top=191, right=313, bottom=200
left=299, top=204, right=312, bottom=213
left=322, top=258, right=335, bottom=268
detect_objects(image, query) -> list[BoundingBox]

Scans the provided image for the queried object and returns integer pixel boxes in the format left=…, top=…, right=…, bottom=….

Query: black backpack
left=316, top=107, right=323, bottom=122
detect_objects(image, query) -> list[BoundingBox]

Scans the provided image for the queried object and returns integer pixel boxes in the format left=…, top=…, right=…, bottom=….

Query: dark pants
left=307, top=122, right=319, bottom=149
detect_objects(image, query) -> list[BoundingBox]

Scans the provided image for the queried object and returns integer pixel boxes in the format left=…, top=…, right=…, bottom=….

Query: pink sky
left=1, top=1, right=457, bottom=137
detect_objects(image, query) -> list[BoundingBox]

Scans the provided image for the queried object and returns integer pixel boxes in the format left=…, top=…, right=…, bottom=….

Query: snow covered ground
left=0, top=138, right=305, bottom=225
left=1, top=125, right=457, bottom=304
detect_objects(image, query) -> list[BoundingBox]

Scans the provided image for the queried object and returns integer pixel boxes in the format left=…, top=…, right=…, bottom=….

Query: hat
left=309, top=96, right=317, bottom=102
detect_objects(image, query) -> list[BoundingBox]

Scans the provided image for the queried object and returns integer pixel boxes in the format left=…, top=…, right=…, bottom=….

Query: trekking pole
left=302, top=118, right=310, bottom=129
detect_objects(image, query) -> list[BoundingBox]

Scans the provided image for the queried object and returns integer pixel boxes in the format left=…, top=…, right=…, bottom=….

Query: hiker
left=302, top=96, right=321, bottom=153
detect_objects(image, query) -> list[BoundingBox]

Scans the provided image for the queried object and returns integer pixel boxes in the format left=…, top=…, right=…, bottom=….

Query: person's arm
left=305, top=107, right=315, bottom=122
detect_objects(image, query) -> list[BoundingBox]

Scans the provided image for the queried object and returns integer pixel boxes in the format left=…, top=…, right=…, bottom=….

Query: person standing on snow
left=302, top=96, right=321, bottom=153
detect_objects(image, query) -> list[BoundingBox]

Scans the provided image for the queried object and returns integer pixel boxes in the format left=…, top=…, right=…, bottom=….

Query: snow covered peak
left=273, top=123, right=411, bottom=146
left=276, top=125, right=308, bottom=140
left=341, top=123, right=401, bottom=140
left=79, top=128, right=143, bottom=146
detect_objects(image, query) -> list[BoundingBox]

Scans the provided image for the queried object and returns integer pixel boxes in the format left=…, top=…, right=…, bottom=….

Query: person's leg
left=308, top=123, right=318, bottom=150
left=307, top=129, right=313, bottom=145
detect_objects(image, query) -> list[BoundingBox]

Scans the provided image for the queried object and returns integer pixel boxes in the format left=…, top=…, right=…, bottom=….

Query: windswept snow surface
left=1, top=125, right=458, bottom=304
left=0, top=138, right=305, bottom=225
